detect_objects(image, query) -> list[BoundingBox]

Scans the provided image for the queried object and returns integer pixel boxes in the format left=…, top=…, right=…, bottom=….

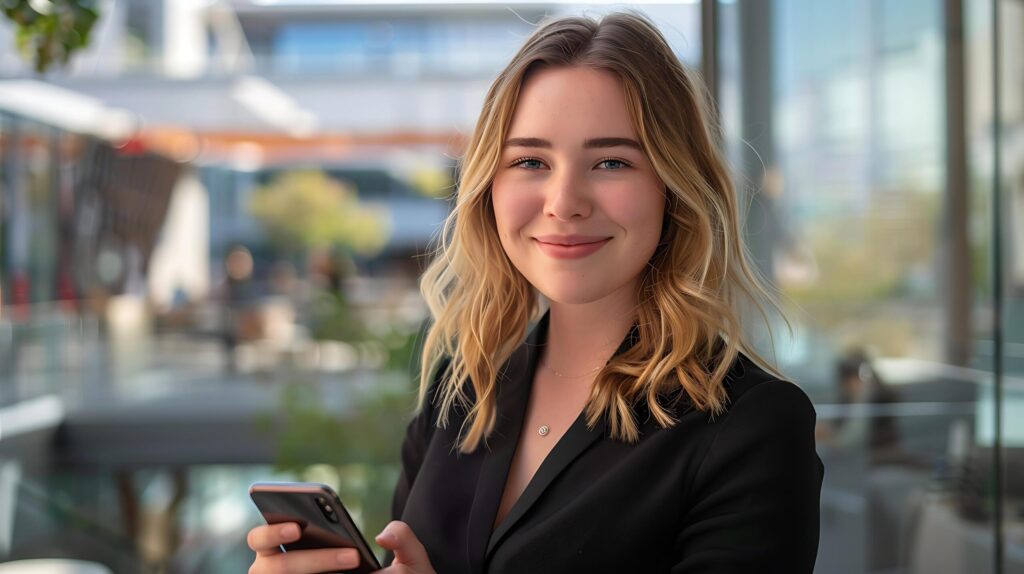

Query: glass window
left=720, top=0, right=1024, bottom=571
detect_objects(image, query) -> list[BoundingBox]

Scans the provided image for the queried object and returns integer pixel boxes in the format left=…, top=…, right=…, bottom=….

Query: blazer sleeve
left=670, top=380, right=824, bottom=574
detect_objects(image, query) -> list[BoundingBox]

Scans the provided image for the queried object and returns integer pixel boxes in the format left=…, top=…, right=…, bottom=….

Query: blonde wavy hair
left=418, top=11, right=786, bottom=454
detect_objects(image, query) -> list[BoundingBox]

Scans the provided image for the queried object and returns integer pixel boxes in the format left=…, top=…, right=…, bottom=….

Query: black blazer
left=385, top=311, right=824, bottom=573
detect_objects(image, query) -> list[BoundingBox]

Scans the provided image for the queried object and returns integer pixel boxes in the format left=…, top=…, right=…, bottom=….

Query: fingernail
left=376, top=530, right=396, bottom=544
left=336, top=550, right=358, bottom=567
left=281, top=524, right=299, bottom=539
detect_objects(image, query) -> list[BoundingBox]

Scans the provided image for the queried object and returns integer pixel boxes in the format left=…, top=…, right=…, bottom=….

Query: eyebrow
left=503, top=137, right=643, bottom=151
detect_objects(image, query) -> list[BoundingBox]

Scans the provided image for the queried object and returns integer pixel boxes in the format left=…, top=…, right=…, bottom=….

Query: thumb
left=376, top=521, right=431, bottom=571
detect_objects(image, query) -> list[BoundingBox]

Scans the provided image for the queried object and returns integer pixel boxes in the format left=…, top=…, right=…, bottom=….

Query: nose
left=543, top=169, right=591, bottom=221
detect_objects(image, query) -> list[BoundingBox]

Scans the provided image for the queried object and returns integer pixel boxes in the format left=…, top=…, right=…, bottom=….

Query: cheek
left=491, top=183, right=541, bottom=243
left=606, top=187, right=665, bottom=250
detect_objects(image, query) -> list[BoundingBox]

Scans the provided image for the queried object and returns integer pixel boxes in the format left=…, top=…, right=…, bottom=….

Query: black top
left=385, top=311, right=824, bottom=573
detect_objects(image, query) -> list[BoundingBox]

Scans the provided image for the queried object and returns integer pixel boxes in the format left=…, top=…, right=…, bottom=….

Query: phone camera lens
left=314, top=495, right=340, bottom=523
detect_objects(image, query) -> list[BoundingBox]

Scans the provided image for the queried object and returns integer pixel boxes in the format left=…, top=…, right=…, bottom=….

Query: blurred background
left=0, top=0, right=1020, bottom=572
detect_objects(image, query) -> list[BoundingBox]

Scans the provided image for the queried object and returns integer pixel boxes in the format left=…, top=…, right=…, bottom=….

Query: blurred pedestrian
left=222, top=244, right=254, bottom=372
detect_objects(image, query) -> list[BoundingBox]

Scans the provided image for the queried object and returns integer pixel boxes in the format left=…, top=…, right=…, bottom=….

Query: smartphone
left=249, top=481, right=382, bottom=574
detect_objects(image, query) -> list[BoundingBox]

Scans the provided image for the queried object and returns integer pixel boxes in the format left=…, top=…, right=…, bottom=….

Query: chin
left=535, top=282, right=614, bottom=306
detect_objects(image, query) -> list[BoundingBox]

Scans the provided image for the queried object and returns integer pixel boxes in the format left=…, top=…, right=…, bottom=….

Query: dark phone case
left=249, top=481, right=382, bottom=574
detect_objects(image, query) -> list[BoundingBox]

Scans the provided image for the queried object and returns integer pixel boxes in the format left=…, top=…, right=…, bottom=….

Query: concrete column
left=163, top=0, right=208, bottom=78
left=737, top=0, right=776, bottom=283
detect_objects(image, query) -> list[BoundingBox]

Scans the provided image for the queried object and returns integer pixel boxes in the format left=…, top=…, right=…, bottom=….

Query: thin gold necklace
left=541, top=361, right=603, bottom=379
left=535, top=361, right=603, bottom=437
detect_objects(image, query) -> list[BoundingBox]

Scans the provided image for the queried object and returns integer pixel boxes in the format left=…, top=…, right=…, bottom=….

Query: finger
left=375, top=521, right=429, bottom=570
left=262, top=547, right=360, bottom=573
left=247, top=523, right=302, bottom=556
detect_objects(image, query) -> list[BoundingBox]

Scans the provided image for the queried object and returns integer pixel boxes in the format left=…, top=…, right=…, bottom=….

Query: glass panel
left=717, top=0, right=1016, bottom=571
left=0, top=113, right=8, bottom=397
left=0, top=113, right=6, bottom=300
left=986, top=0, right=1024, bottom=571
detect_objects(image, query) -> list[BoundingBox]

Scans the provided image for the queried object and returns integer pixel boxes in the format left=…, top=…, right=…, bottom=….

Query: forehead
left=506, top=66, right=637, bottom=140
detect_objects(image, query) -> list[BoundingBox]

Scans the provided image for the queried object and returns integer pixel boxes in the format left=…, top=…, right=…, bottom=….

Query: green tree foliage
left=784, top=188, right=942, bottom=356
left=787, top=188, right=941, bottom=306
left=256, top=377, right=414, bottom=549
left=2, top=0, right=99, bottom=73
left=249, top=170, right=389, bottom=257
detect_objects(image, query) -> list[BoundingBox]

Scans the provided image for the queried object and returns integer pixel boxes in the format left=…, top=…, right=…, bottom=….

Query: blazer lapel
left=484, top=396, right=609, bottom=560
left=464, top=312, right=545, bottom=573
left=467, top=311, right=640, bottom=564
left=481, top=313, right=638, bottom=560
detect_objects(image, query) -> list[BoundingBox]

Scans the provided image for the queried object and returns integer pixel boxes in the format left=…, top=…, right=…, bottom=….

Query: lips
left=532, top=235, right=612, bottom=260
left=533, top=234, right=612, bottom=246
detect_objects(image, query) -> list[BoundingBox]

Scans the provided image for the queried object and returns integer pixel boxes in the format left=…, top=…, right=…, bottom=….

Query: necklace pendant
left=538, top=425, right=550, bottom=437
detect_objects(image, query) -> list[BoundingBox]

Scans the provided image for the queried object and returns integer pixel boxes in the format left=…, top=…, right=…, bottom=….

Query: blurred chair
left=0, top=560, right=112, bottom=574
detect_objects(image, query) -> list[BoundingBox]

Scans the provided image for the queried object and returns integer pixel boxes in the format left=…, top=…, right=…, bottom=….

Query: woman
left=248, top=11, right=823, bottom=574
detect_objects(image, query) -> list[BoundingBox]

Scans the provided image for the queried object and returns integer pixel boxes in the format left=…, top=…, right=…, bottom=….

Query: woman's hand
left=372, top=521, right=436, bottom=574
left=246, top=520, right=435, bottom=574
left=247, top=522, right=361, bottom=573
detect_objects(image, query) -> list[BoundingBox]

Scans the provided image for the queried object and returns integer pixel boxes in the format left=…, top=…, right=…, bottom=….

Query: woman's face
left=491, top=66, right=666, bottom=306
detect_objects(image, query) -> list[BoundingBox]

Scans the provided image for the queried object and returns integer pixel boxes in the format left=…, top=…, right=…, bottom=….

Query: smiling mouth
left=532, top=237, right=612, bottom=259
left=537, top=239, right=607, bottom=246
left=533, top=234, right=613, bottom=246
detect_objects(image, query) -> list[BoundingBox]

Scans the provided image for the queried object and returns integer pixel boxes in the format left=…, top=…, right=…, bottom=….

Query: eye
left=596, top=158, right=631, bottom=170
left=509, top=157, right=546, bottom=170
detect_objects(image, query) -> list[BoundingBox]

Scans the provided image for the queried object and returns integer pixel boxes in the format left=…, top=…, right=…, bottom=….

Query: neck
left=542, top=281, right=638, bottom=374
